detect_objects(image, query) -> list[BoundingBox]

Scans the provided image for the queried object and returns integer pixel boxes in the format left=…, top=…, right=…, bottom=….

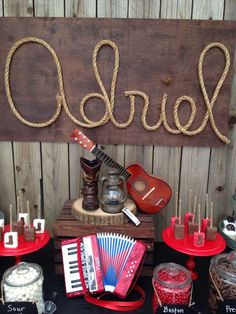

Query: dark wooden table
left=0, top=238, right=225, bottom=314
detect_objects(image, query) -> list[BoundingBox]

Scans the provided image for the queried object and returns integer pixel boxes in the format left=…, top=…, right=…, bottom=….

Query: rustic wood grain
left=4, top=0, right=33, bottom=17
left=0, top=17, right=234, bottom=146
left=3, top=0, right=42, bottom=223
left=65, top=1, right=96, bottom=199
left=34, top=0, right=69, bottom=234
left=129, top=0, right=160, bottom=18
left=0, top=1, right=16, bottom=222
left=154, top=0, right=187, bottom=242
left=224, top=0, right=236, bottom=216
left=65, top=0, right=96, bottom=17
left=125, top=0, right=155, bottom=180
left=193, top=0, right=226, bottom=226
left=97, top=0, right=127, bottom=179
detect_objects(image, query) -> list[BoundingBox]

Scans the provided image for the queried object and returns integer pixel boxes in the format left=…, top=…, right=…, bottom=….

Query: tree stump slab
left=71, top=198, right=137, bottom=225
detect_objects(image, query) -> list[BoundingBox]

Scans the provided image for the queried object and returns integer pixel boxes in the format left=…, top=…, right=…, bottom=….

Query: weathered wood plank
left=179, top=1, right=225, bottom=224
left=4, top=0, right=33, bottom=16
left=0, top=142, right=15, bottom=221
left=97, top=0, right=127, bottom=178
left=0, top=18, right=233, bottom=146
left=65, top=0, right=97, bottom=199
left=224, top=0, right=236, bottom=216
left=13, top=142, right=41, bottom=217
left=65, top=0, right=96, bottom=17
left=3, top=0, right=41, bottom=221
left=34, top=0, right=64, bottom=17
left=192, top=0, right=224, bottom=20
left=97, top=0, right=128, bottom=18
left=193, top=0, right=225, bottom=225
left=125, top=0, right=155, bottom=177
left=154, top=0, right=189, bottom=242
left=128, top=0, right=160, bottom=18
left=34, top=0, right=69, bottom=233
left=0, top=2, right=16, bottom=222
left=154, top=146, right=181, bottom=241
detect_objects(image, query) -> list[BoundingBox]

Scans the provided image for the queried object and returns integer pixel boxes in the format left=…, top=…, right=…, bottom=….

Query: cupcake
left=223, top=224, right=236, bottom=240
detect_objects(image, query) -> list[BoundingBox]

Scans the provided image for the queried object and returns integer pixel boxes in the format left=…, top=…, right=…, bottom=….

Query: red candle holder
left=0, top=224, right=50, bottom=264
left=162, top=226, right=226, bottom=280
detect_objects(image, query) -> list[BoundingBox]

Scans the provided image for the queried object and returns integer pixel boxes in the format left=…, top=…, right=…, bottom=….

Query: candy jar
left=209, top=251, right=236, bottom=314
left=152, top=262, right=192, bottom=313
left=1, top=262, right=44, bottom=314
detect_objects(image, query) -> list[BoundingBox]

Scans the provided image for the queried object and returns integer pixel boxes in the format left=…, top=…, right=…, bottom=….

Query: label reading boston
left=156, top=304, right=195, bottom=314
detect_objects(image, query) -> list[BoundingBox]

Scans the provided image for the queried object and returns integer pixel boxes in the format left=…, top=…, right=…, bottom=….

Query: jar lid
left=2, top=262, right=42, bottom=287
left=153, top=262, right=192, bottom=288
left=212, top=251, right=236, bottom=282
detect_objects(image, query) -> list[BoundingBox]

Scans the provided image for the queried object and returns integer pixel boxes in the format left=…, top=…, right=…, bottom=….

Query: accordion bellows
left=61, top=233, right=147, bottom=299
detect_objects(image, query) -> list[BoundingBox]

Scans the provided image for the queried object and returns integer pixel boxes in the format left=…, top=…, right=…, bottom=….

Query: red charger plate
left=162, top=226, right=226, bottom=256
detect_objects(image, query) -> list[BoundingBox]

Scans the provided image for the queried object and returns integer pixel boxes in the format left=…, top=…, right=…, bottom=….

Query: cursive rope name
left=4, top=37, right=230, bottom=143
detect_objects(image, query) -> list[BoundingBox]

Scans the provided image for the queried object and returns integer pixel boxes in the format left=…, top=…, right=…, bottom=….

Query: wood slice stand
left=53, top=199, right=155, bottom=276
left=71, top=198, right=137, bottom=225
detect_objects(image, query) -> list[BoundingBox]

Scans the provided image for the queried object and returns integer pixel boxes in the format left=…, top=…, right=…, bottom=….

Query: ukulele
left=70, top=128, right=172, bottom=214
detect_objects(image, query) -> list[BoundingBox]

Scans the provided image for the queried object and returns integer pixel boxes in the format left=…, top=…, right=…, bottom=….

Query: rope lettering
left=4, top=37, right=230, bottom=144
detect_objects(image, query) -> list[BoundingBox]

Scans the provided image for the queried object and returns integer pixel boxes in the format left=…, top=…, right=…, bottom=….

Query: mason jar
left=209, top=251, right=236, bottom=314
left=152, top=262, right=192, bottom=313
left=1, top=262, right=44, bottom=314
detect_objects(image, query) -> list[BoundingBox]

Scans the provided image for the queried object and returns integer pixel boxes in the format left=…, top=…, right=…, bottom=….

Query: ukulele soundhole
left=133, top=179, right=147, bottom=193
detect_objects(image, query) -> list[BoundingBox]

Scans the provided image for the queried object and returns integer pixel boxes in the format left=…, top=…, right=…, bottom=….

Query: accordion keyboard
left=61, top=240, right=88, bottom=295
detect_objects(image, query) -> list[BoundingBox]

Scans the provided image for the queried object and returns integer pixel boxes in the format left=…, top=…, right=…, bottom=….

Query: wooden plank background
left=0, top=0, right=235, bottom=241
left=0, top=18, right=234, bottom=147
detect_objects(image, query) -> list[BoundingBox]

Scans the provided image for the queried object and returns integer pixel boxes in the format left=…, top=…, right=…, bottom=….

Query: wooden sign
left=0, top=18, right=235, bottom=146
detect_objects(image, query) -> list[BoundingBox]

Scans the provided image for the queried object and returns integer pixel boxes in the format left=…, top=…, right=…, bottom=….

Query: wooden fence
left=0, top=0, right=235, bottom=241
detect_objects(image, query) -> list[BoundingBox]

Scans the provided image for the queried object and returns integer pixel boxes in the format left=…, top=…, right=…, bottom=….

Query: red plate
left=162, top=226, right=226, bottom=257
left=0, top=225, right=50, bottom=257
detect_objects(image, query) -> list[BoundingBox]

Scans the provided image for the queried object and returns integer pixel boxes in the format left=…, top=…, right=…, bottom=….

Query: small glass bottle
left=1, top=262, right=44, bottom=314
left=152, top=262, right=192, bottom=313
left=209, top=251, right=236, bottom=314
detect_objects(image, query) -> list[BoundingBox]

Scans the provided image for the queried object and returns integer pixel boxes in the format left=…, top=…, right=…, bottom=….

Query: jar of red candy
left=152, top=262, right=192, bottom=313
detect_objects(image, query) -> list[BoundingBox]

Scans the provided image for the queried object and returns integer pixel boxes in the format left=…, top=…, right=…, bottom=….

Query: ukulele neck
left=92, top=147, right=131, bottom=180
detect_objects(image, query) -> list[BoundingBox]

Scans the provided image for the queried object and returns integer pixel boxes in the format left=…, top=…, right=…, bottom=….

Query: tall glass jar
left=1, top=262, right=44, bottom=314
left=209, top=251, right=236, bottom=314
left=152, top=262, right=192, bottom=313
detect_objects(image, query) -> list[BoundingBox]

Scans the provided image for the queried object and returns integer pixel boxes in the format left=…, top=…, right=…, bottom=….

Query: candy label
left=156, top=305, right=194, bottom=313
left=217, top=300, right=236, bottom=313
left=0, top=302, right=37, bottom=314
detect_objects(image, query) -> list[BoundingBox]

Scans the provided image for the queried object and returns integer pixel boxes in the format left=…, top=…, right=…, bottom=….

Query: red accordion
left=61, top=233, right=147, bottom=299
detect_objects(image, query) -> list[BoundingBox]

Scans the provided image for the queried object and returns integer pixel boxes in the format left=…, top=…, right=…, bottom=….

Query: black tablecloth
left=0, top=239, right=227, bottom=313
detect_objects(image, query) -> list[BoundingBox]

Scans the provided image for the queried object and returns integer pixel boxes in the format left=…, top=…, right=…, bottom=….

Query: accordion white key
left=61, top=233, right=147, bottom=299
